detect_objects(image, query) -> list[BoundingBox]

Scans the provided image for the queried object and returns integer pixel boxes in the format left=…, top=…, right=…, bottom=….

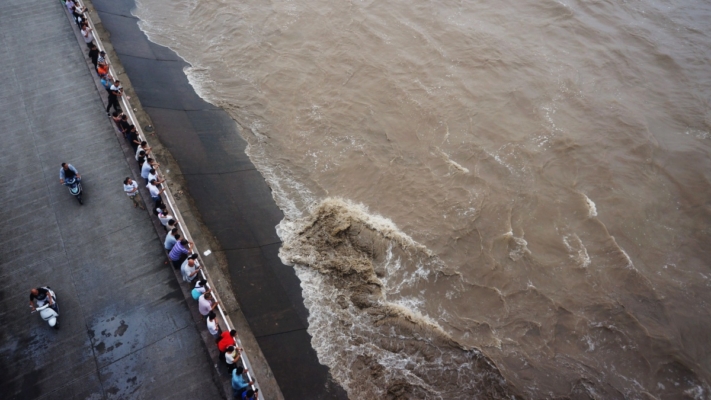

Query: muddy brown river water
left=133, top=0, right=711, bottom=397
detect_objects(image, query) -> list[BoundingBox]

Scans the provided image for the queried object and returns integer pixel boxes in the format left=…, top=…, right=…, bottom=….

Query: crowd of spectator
left=64, top=2, right=259, bottom=398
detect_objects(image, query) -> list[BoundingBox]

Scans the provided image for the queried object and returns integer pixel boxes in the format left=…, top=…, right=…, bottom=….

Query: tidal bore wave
left=278, top=199, right=517, bottom=399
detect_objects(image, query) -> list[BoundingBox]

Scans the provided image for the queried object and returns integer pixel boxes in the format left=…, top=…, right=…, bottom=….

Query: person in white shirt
left=225, top=345, right=241, bottom=371
left=66, top=0, right=76, bottom=12
left=135, top=141, right=151, bottom=161
left=106, top=79, right=122, bottom=114
left=141, top=158, right=155, bottom=183
left=72, top=4, right=86, bottom=26
left=166, top=218, right=178, bottom=232
left=147, top=179, right=165, bottom=207
left=148, top=168, right=164, bottom=186
left=109, top=81, right=130, bottom=100
left=109, top=81, right=122, bottom=94
left=206, top=311, right=221, bottom=338
left=158, top=211, right=172, bottom=228
left=123, top=177, right=144, bottom=209
left=181, top=254, right=201, bottom=282
left=80, top=23, right=93, bottom=47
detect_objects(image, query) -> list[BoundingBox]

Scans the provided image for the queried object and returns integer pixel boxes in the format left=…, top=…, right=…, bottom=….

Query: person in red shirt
left=217, top=329, right=237, bottom=352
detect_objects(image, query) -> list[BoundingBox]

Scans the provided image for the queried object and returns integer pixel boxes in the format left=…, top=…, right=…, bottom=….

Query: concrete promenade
left=0, top=0, right=222, bottom=398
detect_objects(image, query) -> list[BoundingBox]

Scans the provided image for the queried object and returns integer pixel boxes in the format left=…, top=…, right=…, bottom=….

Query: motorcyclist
left=59, top=163, right=81, bottom=185
left=29, top=287, right=55, bottom=312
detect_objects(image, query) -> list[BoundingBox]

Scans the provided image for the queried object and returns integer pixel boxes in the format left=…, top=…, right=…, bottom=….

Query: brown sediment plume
left=280, top=198, right=519, bottom=399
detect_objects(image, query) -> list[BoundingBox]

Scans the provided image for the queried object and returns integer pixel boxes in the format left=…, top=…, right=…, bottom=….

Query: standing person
left=97, top=51, right=109, bottom=77
left=136, top=151, right=147, bottom=168
left=110, top=80, right=124, bottom=98
left=147, top=179, right=165, bottom=207
left=106, top=79, right=121, bottom=114
left=141, top=158, right=155, bottom=183
left=231, top=366, right=254, bottom=399
left=136, top=141, right=151, bottom=161
left=65, top=0, right=76, bottom=12
left=192, top=279, right=208, bottom=300
left=73, top=3, right=87, bottom=26
left=157, top=209, right=172, bottom=228
left=112, top=112, right=127, bottom=137
left=241, top=389, right=258, bottom=400
left=119, top=113, right=131, bottom=133
left=141, top=157, right=154, bottom=185
left=206, top=311, right=221, bottom=339
left=168, top=238, right=193, bottom=269
left=100, top=74, right=113, bottom=93
left=217, top=329, right=237, bottom=353
left=180, top=254, right=201, bottom=283
left=80, top=23, right=94, bottom=48
left=111, top=80, right=129, bottom=100
left=147, top=168, right=164, bottom=187
left=110, top=111, right=122, bottom=125
left=166, top=218, right=178, bottom=233
left=97, top=50, right=107, bottom=69
left=164, top=230, right=180, bottom=252
left=119, top=114, right=131, bottom=137
left=198, top=292, right=218, bottom=317
left=59, top=163, right=81, bottom=185
left=97, top=62, right=109, bottom=78
left=123, top=177, right=145, bottom=209
left=225, top=345, right=241, bottom=371
left=141, top=157, right=160, bottom=184
left=88, top=43, right=99, bottom=70
left=126, top=125, right=141, bottom=152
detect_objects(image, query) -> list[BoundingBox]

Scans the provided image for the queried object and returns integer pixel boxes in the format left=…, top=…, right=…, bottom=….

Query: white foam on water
left=487, top=150, right=517, bottom=176
left=290, top=263, right=462, bottom=398
left=684, top=129, right=710, bottom=140
left=436, top=147, right=470, bottom=174
left=582, top=193, right=598, bottom=217
left=563, top=233, right=591, bottom=268
left=184, top=66, right=213, bottom=104
left=503, top=231, right=531, bottom=261
left=583, top=335, right=596, bottom=352
left=610, top=236, right=635, bottom=270
left=379, top=244, right=433, bottom=298
left=684, top=385, right=707, bottom=400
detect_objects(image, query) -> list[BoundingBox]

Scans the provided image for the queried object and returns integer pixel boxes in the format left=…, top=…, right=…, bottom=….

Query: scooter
left=32, top=287, right=59, bottom=329
left=65, top=176, right=83, bottom=205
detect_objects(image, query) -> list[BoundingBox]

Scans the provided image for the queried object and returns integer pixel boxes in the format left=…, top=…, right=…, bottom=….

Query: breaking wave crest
left=278, top=198, right=518, bottom=399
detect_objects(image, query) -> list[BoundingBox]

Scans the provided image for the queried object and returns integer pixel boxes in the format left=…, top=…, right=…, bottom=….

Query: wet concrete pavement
left=87, top=0, right=349, bottom=398
left=0, top=0, right=222, bottom=398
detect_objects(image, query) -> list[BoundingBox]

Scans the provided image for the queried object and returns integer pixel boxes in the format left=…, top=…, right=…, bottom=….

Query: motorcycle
left=65, top=176, right=83, bottom=205
left=32, top=287, right=59, bottom=329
